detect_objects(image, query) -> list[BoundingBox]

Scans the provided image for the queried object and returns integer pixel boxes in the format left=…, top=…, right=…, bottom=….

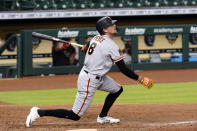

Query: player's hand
left=80, top=44, right=88, bottom=53
left=138, top=77, right=154, bottom=89
left=63, top=43, right=70, bottom=49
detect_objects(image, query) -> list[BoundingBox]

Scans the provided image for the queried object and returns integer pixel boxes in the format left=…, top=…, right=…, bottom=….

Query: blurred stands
left=1, top=0, right=197, bottom=11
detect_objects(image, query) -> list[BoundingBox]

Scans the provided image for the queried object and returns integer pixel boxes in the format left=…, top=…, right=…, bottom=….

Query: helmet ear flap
left=96, top=24, right=103, bottom=35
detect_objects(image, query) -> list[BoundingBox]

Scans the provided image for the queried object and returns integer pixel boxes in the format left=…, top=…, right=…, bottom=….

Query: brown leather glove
left=139, top=77, right=154, bottom=89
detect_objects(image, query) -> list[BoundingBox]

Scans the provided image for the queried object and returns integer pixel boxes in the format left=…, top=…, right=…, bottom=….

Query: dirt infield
left=0, top=68, right=197, bottom=131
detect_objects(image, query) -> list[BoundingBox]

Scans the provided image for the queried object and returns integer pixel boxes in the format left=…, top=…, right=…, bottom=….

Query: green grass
left=0, top=82, right=197, bottom=105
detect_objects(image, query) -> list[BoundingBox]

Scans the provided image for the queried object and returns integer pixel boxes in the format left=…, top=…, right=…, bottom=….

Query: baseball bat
left=32, top=32, right=83, bottom=48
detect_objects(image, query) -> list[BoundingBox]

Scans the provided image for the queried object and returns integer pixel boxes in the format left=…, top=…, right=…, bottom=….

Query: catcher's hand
left=139, top=77, right=154, bottom=89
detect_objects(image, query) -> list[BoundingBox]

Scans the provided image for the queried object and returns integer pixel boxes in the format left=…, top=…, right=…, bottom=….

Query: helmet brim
left=112, top=20, right=117, bottom=24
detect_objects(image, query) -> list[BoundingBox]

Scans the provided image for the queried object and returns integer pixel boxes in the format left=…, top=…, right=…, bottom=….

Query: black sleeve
left=115, top=59, right=139, bottom=81
left=86, top=41, right=90, bottom=49
left=82, top=41, right=90, bottom=54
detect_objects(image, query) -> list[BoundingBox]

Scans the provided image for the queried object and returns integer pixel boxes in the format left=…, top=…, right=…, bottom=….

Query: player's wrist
left=137, top=76, right=143, bottom=83
left=138, top=77, right=154, bottom=89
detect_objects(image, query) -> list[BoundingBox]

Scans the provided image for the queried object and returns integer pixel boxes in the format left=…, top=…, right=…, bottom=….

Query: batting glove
left=139, top=77, right=154, bottom=89
left=63, top=43, right=70, bottom=49
left=80, top=44, right=88, bottom=53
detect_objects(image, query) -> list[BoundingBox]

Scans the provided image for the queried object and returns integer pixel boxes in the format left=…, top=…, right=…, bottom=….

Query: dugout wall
left=1, top=24, right=197, bottom=78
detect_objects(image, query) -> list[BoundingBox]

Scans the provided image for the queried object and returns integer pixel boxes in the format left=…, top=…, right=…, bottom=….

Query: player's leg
left=71, top=84, right=96, bottom=117
left=26, top=71, right=102, bottom=127
left=72, top=71, right=101, bottom=117
left=99, top=87, right=123, bottom=117
left=37, top=109, right=80, bottom=120
left=36, top=74, right=90, bottom=121
left=26, top=107, right=80, bottom=127
left=26, top=70, right=101, bottom=127
left=26, top=102, right=80, bottom=127
left=97, top=75, right=123, bottom=123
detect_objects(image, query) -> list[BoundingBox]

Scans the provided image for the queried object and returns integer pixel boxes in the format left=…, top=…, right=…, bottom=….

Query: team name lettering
left=94, top=36, right=105, bottom=43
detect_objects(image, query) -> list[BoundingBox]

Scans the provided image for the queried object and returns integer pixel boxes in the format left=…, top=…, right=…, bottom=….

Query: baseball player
left=26, top=16, right=153, bottom=127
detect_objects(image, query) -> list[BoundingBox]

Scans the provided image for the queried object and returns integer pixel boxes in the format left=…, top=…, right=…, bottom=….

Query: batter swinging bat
left=32, top=32, right=83, bottom=48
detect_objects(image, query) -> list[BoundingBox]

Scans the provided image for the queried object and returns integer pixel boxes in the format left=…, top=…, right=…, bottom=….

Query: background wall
left=1, top=15, right=197, bottom=41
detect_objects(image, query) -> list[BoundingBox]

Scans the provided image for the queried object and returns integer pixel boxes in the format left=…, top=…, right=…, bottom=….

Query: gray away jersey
left=83, top=35, right=125, bottom=76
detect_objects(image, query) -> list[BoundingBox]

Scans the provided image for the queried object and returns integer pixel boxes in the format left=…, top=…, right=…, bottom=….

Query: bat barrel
left=32, top=32, right=83, bottom=48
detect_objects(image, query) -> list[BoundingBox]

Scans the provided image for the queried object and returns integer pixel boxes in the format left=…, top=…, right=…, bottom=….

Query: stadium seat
left=1, top=0, right=197, bottom=11
left=144, top=0, right=151, bottom=7
left=169, top=0, right=178, bottom=6
left=160, top=53, right=171, bottom=61
left=106, top=0, right=114, bottom=8
left=49, top=0, right=57, bottom=9
left=113, top=0, right=126, bottom=8
left=54, top=0, right=66, bottom=9
left=0, top=0, right=14, bottom=11
left=0, top=1, right=6, bottom=11
left=78, top=0, right=88, bottom=9
left=180, top=0, right=197, bottom=6
left=54, top=0, right=71, bottom=9
left=123, top=0, right=134, bottom=8
left=35, top=0, right=56, bottom=10
left=139, top=54, right=150, bottom=63
left=69, top=0, right=77, bottom=9
left=17, top=0, right=36, bottom=10
left=187, top=0, right=197, bottom=6
left=136, top=0, right=144, bottom=8
left=150, top=54, right=161, bottom=63
left=159, top=0, right=169, bottom=6
left=86, top=0, right=96, bottom=8
left=92, top=0, right=106, bottom=8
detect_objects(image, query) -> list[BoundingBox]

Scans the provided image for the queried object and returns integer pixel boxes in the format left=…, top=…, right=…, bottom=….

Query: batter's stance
left=26, top=16, right=153, bottom=127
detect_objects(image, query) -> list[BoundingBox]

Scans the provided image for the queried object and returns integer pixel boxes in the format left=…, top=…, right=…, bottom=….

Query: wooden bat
left=32, top=32, right=83, bottom=48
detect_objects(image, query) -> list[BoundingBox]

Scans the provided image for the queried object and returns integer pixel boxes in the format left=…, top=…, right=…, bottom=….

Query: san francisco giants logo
left=88, top=42, right=97, bottom=55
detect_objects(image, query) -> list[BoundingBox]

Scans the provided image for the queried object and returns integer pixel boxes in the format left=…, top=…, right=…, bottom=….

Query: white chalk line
left=1, top=120, right=197, bottom=126
left=140, top=120, right=197, bottom=127
left=166, top=121, right=197, bottom=125
left=165, top=120, right=197, bottom=125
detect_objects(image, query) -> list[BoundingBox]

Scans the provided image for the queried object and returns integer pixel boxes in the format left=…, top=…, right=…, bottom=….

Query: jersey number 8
left=88, top=42, right=97, bottom=55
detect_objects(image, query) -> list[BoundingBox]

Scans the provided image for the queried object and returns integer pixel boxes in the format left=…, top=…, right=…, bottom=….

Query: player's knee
left=112, top=86, right=123, bottom=98
left=116, top=86, right=123, bottom=95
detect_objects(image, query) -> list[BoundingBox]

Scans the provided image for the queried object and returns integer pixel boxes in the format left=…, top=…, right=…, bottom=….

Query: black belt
left=84, top=70, right=101, bottom=80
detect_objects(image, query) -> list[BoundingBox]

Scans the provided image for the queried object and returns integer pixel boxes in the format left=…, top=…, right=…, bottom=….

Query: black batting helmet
left=96, top=16, right=117, bottom=35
